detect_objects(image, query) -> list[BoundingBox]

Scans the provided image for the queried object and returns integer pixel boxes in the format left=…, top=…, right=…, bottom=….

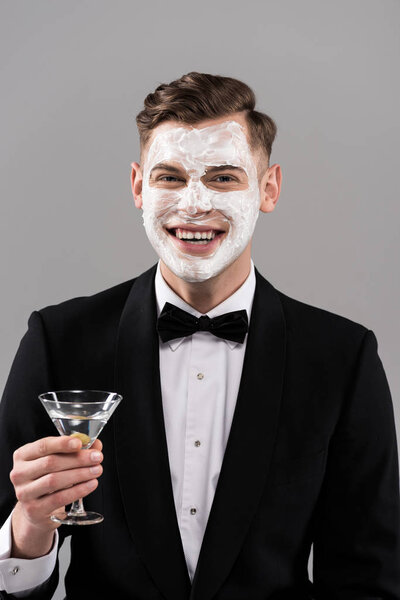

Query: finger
left=17, top=464, right=103, bottom=502
left=91, top=438, right=103, bottom=452
left=41, top=478, right=100, bottom=516
left=12, top=448, right=103, bottom=485
left=16, top=436, right=83, bottom=461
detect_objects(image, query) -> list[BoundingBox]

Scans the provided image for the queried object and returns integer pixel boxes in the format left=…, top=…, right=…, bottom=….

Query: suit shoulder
left=36, top=277, right=137, bottom=326
left=275, top=288, right=370, bottom=348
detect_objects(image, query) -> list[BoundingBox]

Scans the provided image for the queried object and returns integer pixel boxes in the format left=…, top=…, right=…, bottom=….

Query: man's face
left=140, top=114, right=263, bottom=282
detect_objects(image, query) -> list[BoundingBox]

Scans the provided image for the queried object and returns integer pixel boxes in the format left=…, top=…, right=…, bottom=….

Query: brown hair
left=136, top=72, right=277, bottom=162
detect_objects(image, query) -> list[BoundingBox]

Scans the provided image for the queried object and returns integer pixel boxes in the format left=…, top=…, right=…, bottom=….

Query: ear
left=130, top=162, right=143, bottom=209
left=259, top=163, right=281, bottom=213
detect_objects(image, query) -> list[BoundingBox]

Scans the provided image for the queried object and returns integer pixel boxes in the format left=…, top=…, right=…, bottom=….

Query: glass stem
left=68, top=497, right=87, bottom=516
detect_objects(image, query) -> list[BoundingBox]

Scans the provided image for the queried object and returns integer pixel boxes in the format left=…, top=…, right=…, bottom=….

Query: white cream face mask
left=141, top=120, right=261, bottom=283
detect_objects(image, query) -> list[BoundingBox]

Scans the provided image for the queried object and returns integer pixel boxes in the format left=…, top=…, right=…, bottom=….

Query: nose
left=176, top=181, right=212, bottom=215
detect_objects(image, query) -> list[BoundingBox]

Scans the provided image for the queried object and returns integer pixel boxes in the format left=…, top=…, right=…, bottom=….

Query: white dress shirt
left=0, top=260, right=256, bottom=593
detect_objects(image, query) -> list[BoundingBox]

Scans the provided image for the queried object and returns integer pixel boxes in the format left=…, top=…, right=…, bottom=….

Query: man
left=0, top=72, right=399, bottom=599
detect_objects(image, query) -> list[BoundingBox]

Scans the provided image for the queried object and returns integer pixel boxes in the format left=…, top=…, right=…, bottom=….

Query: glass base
left=50, top=511, right=104, bottom=525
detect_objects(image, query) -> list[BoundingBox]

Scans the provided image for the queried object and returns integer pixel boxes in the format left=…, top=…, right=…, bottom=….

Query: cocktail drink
left=39, top=390, right=122, bottom=525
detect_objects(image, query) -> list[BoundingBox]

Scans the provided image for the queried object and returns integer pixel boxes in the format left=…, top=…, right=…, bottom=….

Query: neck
left=160, top=246, right=252, bottom=314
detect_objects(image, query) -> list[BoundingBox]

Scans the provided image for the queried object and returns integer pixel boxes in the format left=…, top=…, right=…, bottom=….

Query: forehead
left=146, top=111, right=252, bottom=148
left=144, top=120, right=253, bottom=172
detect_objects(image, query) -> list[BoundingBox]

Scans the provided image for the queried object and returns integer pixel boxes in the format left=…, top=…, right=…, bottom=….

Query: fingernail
left=87, top=479, right=97, bottom=489
left=91, top=451, right=102, bottom=462
left=90, top=465, right=102, bottom=475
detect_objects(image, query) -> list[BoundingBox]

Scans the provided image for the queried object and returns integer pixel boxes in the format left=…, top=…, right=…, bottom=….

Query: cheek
left=211, top=191, right=258, bottom=223
left=143, top=190, right=181, bottom=217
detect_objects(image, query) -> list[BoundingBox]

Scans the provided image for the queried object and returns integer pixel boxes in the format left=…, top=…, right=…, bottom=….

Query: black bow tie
left=157, top=302, right=249, bottom=344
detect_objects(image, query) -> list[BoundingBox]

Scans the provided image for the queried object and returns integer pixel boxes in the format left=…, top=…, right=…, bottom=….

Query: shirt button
left=190, top=508, right=197, bottom=515
left=197, top=373, right=204, bottom=380
left=194, top=440, right=201, bottom=447
left=10, top=566, right=19, bottom=575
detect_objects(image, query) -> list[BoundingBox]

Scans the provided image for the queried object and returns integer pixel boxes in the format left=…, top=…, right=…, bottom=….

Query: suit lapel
left=190, top=269, right=287, bottom=600
left=114, top=265, right=191, bottom=600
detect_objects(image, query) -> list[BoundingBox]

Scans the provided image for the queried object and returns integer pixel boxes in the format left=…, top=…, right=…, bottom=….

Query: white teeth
left=173, top=228, right=217, bottom=241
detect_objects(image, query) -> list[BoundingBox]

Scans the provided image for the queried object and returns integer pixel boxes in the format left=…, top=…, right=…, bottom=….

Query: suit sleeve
left=0, top=311, right=67, bottom=600
left=312, top=329, right=400, bottom=599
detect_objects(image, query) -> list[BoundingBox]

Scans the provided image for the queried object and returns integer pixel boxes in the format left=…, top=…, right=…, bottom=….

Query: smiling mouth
left=166, top=227, right=226, bottom=245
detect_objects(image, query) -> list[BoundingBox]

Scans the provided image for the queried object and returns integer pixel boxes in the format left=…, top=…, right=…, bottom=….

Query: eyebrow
left=204, top=165, right=246, bottom=175
left=149, top=163, right=246, bottom=176
left=149, top=163, right=183, bottom=177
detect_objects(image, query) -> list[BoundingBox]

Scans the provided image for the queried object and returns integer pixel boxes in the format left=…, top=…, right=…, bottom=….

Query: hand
left=9, top=435, right=103, bottom=558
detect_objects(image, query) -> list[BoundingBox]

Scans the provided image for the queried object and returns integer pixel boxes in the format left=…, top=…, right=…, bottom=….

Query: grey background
left=1, top=1, right=399, bottom=598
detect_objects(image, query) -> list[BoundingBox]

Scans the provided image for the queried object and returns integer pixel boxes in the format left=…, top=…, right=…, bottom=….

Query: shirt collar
left=155, top=260, right=256, bottom=351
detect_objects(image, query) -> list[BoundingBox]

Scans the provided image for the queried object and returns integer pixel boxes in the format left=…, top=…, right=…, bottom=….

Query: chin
left=164, top=248, right=241, bottom=284
left=147, top=225, right=247, bottom=283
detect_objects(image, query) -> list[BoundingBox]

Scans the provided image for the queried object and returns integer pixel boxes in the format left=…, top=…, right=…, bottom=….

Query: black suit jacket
left=1, top=264, right=399, bottom=599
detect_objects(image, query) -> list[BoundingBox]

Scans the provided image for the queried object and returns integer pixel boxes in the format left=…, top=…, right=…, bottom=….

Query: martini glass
left=39, top=390, right=122, bottom=525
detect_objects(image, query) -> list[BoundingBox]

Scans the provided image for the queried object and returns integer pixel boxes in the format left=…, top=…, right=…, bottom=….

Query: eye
left=214, top=175, right=234, bottom=183
left=159, top=176, right=182, bottom=182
